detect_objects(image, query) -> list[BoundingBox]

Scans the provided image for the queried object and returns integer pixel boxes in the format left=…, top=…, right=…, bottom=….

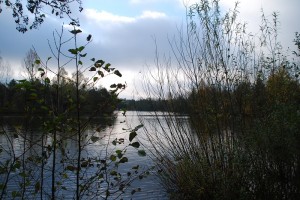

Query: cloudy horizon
left=0, top=0, right=300, bottom=99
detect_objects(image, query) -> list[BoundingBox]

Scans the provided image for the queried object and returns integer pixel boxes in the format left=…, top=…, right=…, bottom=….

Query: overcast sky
left=0, top=0, right=300, bottom=98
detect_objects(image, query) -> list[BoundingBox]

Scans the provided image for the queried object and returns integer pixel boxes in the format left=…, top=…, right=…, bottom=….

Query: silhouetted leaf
left=98, top=71, right=104, bottom=77
left=134, top=124, right=144, bottom=131
left=110, top=155, right=117, bottom=162
left=114, top=70, right=122, bottom=77
left=93, top=77, right=98, bottom=82
left=138, top=150, right=146, bottom=156
left=119, top=157, right=128, bottom=163
left=87, top=34, right=92, bottom=41
left=70, top=29, right=82, bottom=34
left=130, top=142, right=140, bottom=148
left=129, top=131, right=137, bottom=142
left=78, top=46, right=84, bottom=52
left=68, top=49, right=77, bottom=54
left=91, top=136, right=99, bottom=143
left=89, top=67, right=96, bottom=71
left=66, top=165, right=76, bottom=171
left=110, top=84, right=117, bottom=88
left=132, top=165, right=139, bottom=170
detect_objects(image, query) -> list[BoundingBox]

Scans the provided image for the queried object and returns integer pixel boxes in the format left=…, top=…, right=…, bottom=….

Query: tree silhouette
left=0, top=0, right=82, bottom=33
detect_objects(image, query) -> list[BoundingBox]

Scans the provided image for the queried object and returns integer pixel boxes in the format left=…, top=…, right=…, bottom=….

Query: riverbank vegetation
left=0, top=27, right=147, bottom=199
left=140, top=0, right=300, bottom=199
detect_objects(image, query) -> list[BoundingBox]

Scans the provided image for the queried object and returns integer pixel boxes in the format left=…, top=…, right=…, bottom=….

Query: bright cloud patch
left=83, top=8, right=167, bottom=24
left=83, top=9, right=135, bottom=23
left=140, top=11, right=167, bottom=19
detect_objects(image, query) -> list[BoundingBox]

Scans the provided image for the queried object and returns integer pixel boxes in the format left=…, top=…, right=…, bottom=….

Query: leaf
left=93, top=77, right=98, bottom=82
left=116, top=150, right=122, bottom=154
left=117, top=152, right=123, bottom=159
left=87, top=34, right=92, bottom=41
left=66, top=165, right=76, bottom=171
left=91, top=58, right=95, bottom=62
left=134, top=124, right=144, bottom=131
left=138, top=150, right=146, bottom=156
left=78, top=46, right=85, bottom=52
left=45, top=77, right=50, bottom=84
left=89, top=67, right=96, bottom=71
left=119, top=157, right=128, bottom=163
left=104, top=63, right=111, bottom=70
left=110, top=155, right=116, bottom=161
left=80, top=53, right=87, bottom=57
left=38, top=68, right=44, bottom=72
left=130, top=142, right=140, bottom=148
left=132, top=165, right=139, bottom=170
left=98, top=71, right=104, bottom=77
left=110, top=84, right=117, bottom=88
left=91, top=136, right=99, bottom=143
left=70, top=29, right=82, bottom=34
left=95, top=60, right=105, bottom=68
left=68, top=49, right=78, bottom=55
left=35, top=59, right=41, bottom=65
left=114, top=70, right=122, bottom=77
left=129, top=131, right=137, bottom=142
left=78, top=60, right=82, bottom=65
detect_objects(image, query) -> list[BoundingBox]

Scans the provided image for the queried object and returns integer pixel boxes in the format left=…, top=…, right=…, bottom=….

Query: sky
left=0, top=0, right=300, bottom=98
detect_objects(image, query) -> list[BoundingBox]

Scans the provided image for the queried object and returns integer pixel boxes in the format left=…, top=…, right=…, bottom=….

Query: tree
left=0, top=0, right=83, bottom=33
left=22, top=48, right=40, bottom=81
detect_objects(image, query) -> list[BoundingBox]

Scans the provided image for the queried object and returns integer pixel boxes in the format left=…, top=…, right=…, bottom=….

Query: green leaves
left=68, top=46, right=85, bottom=55
left=68, top=49, right=78, bottom=55
left=93, top=77, right=98, bottom=82
left=35, top=59, right=41, bottom=65
left=110, top=155, right=117, bottom=162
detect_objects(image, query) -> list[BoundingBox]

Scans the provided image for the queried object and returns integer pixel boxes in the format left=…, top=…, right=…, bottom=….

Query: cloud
left=83, top=9, right=135, bottom=23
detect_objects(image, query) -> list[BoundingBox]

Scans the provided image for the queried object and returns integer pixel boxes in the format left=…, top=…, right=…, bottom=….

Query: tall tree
left=0, top=0, right=82, bottom=33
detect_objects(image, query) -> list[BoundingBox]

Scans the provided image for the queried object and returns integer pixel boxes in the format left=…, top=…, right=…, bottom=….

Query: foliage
left=0, top=27, right=148, bottom=199
left=0, top=0, right=82, bottom=32
left=139, top=0, right=300, bottom=199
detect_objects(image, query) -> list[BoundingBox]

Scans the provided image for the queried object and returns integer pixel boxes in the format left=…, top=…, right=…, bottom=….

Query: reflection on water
left=0, top=112, right=169, bottom=199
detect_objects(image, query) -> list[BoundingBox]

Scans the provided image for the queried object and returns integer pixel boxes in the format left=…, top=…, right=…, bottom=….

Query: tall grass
left=140, top=0, right=300, bottom=199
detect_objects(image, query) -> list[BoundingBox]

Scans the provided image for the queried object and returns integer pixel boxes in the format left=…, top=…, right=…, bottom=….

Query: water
left=0, top=112, right=169, bottom=199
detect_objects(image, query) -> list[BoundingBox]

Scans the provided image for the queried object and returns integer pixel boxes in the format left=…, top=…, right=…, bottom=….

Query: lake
left=0, top=111, right=172, bottom=200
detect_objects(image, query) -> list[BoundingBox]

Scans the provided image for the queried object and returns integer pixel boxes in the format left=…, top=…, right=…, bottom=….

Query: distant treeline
left=118, top=68, right=300, bottom=118
left=117, top=97, right=188, bottom=113
left=0, top=79, right=118, bottom=116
